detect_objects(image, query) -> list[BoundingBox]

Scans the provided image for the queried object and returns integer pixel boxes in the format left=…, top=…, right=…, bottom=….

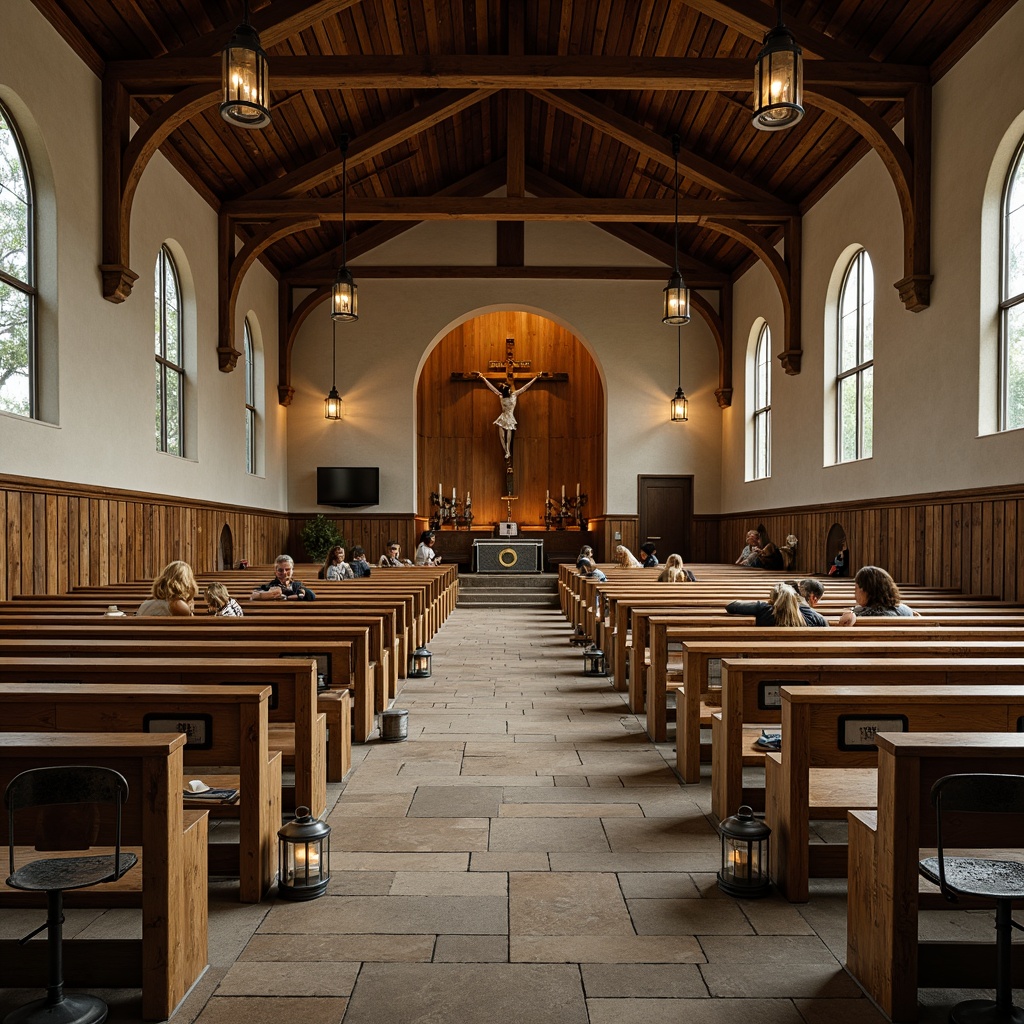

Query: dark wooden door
left=638, top=476, right=694, bottom=563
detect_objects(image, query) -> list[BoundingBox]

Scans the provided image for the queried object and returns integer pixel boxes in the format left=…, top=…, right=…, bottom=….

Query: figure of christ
left=473, top=371, right=543, bottom=459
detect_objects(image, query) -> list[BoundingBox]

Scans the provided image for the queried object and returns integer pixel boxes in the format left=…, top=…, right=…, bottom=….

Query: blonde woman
left=136, top=560, right=197, bottom=617
left=658, top=554, right=684, bottom=582
left=614, top=545, right=643, bottom=568
left=204, top=582, right=244, bottom=617
left=726, top=582, right=825, bottom=627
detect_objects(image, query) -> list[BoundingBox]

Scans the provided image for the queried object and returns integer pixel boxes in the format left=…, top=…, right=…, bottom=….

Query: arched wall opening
left=415, top=309, right=605, bottom=527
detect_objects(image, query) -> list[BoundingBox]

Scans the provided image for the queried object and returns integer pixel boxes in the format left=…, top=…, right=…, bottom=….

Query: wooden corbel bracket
left=687, top=290, right=732, bottom=407
left=278, top=282, right=331, bottom=402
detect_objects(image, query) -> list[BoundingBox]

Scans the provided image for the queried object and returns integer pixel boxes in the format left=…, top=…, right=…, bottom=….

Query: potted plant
left=299, top=514, right=344, bottom=563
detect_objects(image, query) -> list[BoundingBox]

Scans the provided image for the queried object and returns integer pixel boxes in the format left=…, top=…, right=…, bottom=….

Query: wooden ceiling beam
left=284, top=265, right=720, bottom=284
left=165, top=0, right=365, bottom=60
left=223, top=196, right=796, bottom=221
left=107, top=56, right=929, bottom=95
left=246, top=88, right=497, bottom=200
left=681, top=1, right=870, bottom=63
left=531, top=89, right=779, bottom=202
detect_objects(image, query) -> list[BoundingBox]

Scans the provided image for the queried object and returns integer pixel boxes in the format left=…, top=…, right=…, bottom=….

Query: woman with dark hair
left=415, top=530, right=442, bottom=566
left=837, top=566, right=916, bottom=625
left=321, top=544, right=354, bottom=581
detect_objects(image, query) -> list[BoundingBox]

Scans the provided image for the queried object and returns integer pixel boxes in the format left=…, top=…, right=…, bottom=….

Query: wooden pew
left=847, top=732, right=1024, bottom=1023
left=764, top=683, right=1024, bottom=902
left=710, top=657, right=1024, bottom=821
left=0, top=732, right=208, bottom=1021
left=0, top=684, right=280, bottom=903
left=0, top=656, right=329, bottom=811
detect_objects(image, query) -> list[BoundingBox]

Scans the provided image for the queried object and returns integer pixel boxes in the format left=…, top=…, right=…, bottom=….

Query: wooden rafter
left=688, top=290, right=732, bottom=409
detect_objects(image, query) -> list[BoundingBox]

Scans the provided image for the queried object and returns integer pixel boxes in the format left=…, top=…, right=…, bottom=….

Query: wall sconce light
left=671, top=325, right=688, bottom=422
left=220, top=0, right=271, bottom=129
left=277, top=806, right=330, bottom=900
left=752, top=0, right=804, bottom=131
left=663, top=134, right=691, bottom=325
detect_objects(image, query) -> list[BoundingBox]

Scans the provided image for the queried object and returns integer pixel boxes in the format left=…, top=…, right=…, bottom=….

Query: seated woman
left=136, top=560, right=197, bottom=616
left=614, top=544, right=643, bottom=568
left=415, top=530, right=442, bottom=566
left=379, top=540, right=412, bottom=567
left=657, top=553, right=696, bottom=583
left=837, top=565, right=917, bottom=625
left=322, top=544, right=354, bottom=580
left=726, top=582, right=826, bottom=627
left=204, top=582, right=244, bottom=617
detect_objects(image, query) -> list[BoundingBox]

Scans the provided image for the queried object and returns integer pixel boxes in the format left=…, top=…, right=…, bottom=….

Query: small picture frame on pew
left=836, top=714, right=908, bottom=751
left=143, top=713, right=214, bottom=750
left=758, top=679, right=810, bottom=710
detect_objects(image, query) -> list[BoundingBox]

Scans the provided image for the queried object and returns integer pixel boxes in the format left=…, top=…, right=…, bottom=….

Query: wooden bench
left=764, top=683, right=1024, bottom=902
left=0, top=731, right=208, bottom=1021
left=0, top=656, right=331, bottom=809
left=0, top=683, right=280, bottom=903
left=847, top=732, right=1024, bottom=1022
left=710, top=657, right=1024, bottom=821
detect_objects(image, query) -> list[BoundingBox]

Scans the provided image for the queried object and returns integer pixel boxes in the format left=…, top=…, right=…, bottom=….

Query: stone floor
left=0, top=605, right=1009, bottom=1023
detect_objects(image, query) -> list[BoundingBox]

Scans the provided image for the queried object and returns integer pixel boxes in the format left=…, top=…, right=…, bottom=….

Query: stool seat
left=8, top=853, right=137, bottom=893
left=920, top=856, right=1024, bottom=902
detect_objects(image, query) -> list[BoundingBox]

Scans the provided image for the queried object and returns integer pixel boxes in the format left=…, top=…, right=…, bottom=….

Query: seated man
left=349, top=546, right=373, bottom=578
left=735, top=530, right=762, bottom=566
left=639, top=542, right=659, bottom=568
left=379, top=540, right=412, bottom=567
left=251, top=554, right=317, bottom=600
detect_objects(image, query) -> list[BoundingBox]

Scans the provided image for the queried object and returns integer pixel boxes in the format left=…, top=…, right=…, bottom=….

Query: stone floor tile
left=342, top=964, right=587, bottom=1024
left=407, top=785, right=503, bottom=817
left=512, top=935, right=704, bottom=963
left=499, top=802, right=642, bottom=817
left=586, top=997, right=805, bottom=1024
left=488, top=817, right=611, bottom=852
left=329, top=816, right=490, bottom=852
left=389, top=871, right=507, bottom=896
left=433, top=934, right=509, bottom=962
left=327, top=871, right=396, bottom=895
left=216, top=961, right=359, bottom=996
left=195, top=997, right=347, bottom=1024
left=580, top=963, right=708, bottom=998
left=510, top=872, right=632, bottom=935
left=627, top=898, right=754, bottom=935
left=326, top=793, right=412, bottom=817
left=330, top=852, right=468, bottom=872
left=469, top=851, right=551, bottom=872
left=617, top=872, right=701, bottom=898
left=701, top=961, right=860, bottom=998
left=740, top=897, right=817, bottom=935
left=550, top=851, right=720, bottom=872
left=700, top=934, right=840, bottom=964
left=240, top=934, right=435, bottom=962
left=792, top=998, right=891, bottom=1024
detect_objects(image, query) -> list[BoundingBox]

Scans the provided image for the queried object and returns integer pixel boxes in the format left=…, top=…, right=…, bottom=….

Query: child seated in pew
left=726, top=581, right=827, bottom=627
left=205, top=582, right=244, bottom=617
left=614, top=545, right=643, bottom=568
left=136, top=560, right=197, bottom=616
left=657, top=554, right=696, bottom=583
left=639, top=542, right=659, bottom=567
left=578, top=557, right=606, bottom=582
left=837, top=565, right=917, bottom=625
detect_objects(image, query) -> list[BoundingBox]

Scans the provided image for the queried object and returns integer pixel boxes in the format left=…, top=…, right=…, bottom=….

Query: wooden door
left=638, top=476, right=694, bottom=563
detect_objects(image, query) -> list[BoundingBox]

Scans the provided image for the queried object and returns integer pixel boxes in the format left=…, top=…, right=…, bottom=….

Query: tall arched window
left=1000, top=139, right=1024, bottom=431
left=836, top=249, right=874, bottom=461
left=244, top=316, right=256, bottom=474
left=154, top=245, right=184, bottom=455
left=0, top=103, right=35, bottom=418
left=753, top=323, right=771, bottom=479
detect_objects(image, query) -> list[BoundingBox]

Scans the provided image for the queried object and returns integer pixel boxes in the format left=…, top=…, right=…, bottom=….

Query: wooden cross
left=450, top=337, right=568, bottom=385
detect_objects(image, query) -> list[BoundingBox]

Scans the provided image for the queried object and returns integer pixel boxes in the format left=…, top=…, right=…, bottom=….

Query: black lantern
left=277, top=806, right=330, bottom=900
left=718, top=805, right=771, bottom=897
left=331, top=134, right=359, bottom=322
left=670, top=325, right=689, bottom=422
left=220, top=0, right=271, bottom=129
left=409, top=646, right=432, bottom=678
left=324, top=319, right=343, bottom=420
left=583, top=646, right=608, bottom=676
left=662, top=134, right=691, bottom=326
left=752, top=1, right=804, bottom=132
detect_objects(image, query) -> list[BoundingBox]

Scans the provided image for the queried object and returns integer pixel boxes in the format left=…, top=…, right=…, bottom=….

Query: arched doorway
left=415, top=310, right=604, bottom=528
left=825, top=522, right=849, bottom=576
left=218, top=524, right=233, bottom=571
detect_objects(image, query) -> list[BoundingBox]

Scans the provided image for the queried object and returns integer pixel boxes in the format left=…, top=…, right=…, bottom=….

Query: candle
left=546, top=489, right=549, bottom=501
left=453, top=487, right=457, bottom=502
left=439, top=482, right=442, bottom=498
left=466, top=491, right=470, bottom=505
left=576, top=482, right=580, bottom=498
left=561, top=484, right=565, bottom=499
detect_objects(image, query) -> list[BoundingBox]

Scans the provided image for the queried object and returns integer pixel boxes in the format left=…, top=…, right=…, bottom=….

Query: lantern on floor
left=277, top=806, right=330, bottom=900
left=582, top=646, right=608, bottom=676
left=718, top=805, right=771, bottom=897
left=409, top=646, right=432, bottom=678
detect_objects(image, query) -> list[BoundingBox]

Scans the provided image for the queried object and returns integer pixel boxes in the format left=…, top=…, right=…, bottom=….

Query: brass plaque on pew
left=143, top=713, right=213, bottom=749
left=837, top=714, right=908, bottom=751
left=758, top=680, right=810, bottom=710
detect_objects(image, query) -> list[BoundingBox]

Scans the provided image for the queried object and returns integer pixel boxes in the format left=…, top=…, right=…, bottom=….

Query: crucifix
left=451, top=338, right=568, bottom=495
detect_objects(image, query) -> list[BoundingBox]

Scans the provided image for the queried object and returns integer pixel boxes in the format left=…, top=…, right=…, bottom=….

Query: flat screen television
left=316, top=467, right=380, bottom=508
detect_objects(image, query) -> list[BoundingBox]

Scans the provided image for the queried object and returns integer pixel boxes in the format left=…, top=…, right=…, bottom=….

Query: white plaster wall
left=0, top=0, right=288, bottom=510
left=722, top=2, right=1024, bottom=513
left=287, top=219, right=722, bottom=515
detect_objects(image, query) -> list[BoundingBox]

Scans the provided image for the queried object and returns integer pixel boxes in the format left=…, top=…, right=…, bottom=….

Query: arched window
left=0, top=103, right=35, bottom=418
left=753, top=323, right=771, bottom=479
left=836, top=249, right=874, bottom=461
left=244, top=316, right=256, bottom=474
left=1000, top=139, right=1024, bottom=431
left=154, top=244, right=184, bottom=455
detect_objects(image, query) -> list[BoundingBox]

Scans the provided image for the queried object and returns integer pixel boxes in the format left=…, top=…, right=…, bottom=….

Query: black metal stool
left=4, top=766, right=138, bottom=1024
left=919, top=773, right=1024, bottom=1024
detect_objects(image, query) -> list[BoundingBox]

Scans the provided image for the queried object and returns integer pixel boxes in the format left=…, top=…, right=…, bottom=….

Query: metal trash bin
left=380, top=708, right=409, bottom=741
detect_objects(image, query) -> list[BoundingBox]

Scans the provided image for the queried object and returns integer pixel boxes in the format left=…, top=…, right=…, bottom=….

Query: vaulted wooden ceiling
left=33, top=0, right=1015, bottom=399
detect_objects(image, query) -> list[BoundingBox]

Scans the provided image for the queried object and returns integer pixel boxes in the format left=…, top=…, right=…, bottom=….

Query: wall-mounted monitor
left=316, top=467, right=380, bottom=508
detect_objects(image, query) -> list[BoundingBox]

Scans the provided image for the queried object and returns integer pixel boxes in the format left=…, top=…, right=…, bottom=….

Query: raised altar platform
left=473, top=538, right=543, bottom=573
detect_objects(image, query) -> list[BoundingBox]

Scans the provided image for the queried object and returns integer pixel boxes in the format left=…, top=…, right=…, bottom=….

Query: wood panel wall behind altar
left=417, top=311, right=605, bottom=527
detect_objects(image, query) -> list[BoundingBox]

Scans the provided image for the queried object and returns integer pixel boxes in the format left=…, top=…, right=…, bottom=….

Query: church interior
left=2, top=1, right=1024, bottom=1022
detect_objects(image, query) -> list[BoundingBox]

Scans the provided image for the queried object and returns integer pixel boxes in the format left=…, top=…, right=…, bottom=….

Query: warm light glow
left=324, top=386, right=343, bottom=420
left=220, top=18, right=271, bottom=129
left=671, top=389, right=688, bottom=422
left=663, top=272, right=691, bottom=326
left=752, top=11, right=804, bottom=132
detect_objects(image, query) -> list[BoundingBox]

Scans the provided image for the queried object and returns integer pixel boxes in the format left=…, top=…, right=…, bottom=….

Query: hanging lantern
left=331, top=265, right=358, bottom=323
left=409, top=646, right=433, bottom=678
left=662, top=135, right=691, bottom=326
left=752, top=2, right=804, bottom=131
left=220, top=1, right=271, bottom=129
left=277, top=806, right=330, bottom=900
left=582, top=646, right=608, bottom=677
left=671, top=387, right=689, bottom=422
left=324, top=320, right=344, bottom=419
left=718, top=805, right=771, bottom=897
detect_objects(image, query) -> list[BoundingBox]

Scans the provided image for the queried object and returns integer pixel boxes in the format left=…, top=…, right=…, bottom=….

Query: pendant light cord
left=341, top=134, right=349, bottom=268
left=671, top=134, right=680, bottom=274
left=332, top=319, right=337, bottom=387
left=677, top=325, right=682, bottom=390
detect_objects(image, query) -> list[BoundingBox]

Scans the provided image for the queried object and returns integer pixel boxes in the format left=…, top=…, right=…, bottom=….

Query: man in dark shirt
left=639, top=542, right=659, bottom=568
left=251, top=555, right=317, bottom=600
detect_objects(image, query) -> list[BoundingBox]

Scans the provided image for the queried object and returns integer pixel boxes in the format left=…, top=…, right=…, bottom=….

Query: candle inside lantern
left=293, top=843, right=320, bottom=871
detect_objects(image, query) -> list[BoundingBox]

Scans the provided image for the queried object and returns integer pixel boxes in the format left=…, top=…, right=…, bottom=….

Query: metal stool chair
left=918, top=773, right=1024, bottom=1024
left=4, top=766, right=138, bottom=1024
